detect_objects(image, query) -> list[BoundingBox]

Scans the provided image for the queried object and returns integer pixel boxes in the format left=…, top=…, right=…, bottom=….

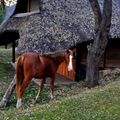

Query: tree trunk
left=1, top=0, right=5, bottom=9
left=86, top=50, right=99, bottom=87
left=85, top=0, right=112, bottom=87
left=0, top=75, right=16, bottom=107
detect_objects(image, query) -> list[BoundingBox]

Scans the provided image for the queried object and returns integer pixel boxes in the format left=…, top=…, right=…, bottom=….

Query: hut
left=0, top=0, right=120, bottom=81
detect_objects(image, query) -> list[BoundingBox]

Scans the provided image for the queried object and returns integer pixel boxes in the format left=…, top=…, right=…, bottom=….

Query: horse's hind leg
left=35, top=78, right=45, bottom=101
left=16, top=76, right=32, bottom=108
left=50, top=76, right=55, bottom=99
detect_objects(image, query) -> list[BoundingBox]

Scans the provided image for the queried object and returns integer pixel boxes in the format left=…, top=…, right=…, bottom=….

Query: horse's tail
left=16, top=55, right=24, bottom=99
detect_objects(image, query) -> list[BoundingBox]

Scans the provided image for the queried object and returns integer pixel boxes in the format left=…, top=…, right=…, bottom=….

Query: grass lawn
left=0, top=49, right=120, bottom=119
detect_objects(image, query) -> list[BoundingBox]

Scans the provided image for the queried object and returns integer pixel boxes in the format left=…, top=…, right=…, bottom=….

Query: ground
left=0, top=48, right=120, bottom=119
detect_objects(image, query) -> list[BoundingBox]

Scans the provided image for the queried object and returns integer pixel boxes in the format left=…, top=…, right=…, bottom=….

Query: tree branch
left=89, top=0, right=102, bottom=33
left=99, top=0, right=112, bottom=55
left=101, top=0, right=112, bottom=32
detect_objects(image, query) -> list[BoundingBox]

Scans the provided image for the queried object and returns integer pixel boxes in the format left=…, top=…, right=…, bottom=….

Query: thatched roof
left=0, top=5, right=19, bottom=45
left=0, top=0, right=120, bottom=55
left=0, top=5, right=16, bottom=26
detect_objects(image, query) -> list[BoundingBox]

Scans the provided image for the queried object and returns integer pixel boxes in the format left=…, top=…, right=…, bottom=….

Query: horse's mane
left=41, top=50, right=67, bottom=59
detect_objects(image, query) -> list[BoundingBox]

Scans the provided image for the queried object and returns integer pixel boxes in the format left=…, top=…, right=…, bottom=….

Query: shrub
left=0, top=7, right=6, bottom=24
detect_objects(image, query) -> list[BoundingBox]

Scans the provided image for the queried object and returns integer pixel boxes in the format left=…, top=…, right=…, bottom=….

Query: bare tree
left=85, top=0, right=112, bottom=87
left=1, top=0, right=5, bottom=9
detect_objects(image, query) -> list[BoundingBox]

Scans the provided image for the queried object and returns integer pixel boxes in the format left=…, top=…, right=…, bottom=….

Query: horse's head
left=65, top=49, right=76, bottom=71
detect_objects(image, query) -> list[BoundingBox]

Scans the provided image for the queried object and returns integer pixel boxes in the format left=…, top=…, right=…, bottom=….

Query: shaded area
left=0, top=31, right=19, bottom=45
left=33, top=73, right=76, bottom=87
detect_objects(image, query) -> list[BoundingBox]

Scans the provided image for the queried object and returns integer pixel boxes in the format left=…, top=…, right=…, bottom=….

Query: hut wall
left=30, top=0, right=39, bottom=12
left=57, top=60, right=76, bottom=80
left=57, top=40, right=120, bottom=81
left=105, top=46, right=120, bottom=67
left=79, top=45, right=104, bottom=68
left=79, top=40, right=120, bottom=69
left=105, top=40, right=120, bottom=68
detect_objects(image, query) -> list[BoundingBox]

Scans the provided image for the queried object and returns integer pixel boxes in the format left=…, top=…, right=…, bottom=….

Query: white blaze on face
left=68, top=55, right=73, bottom=71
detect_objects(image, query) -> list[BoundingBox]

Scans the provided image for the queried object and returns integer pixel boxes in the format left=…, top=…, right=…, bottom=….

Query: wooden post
left=0, top=75, right=16, bottom=107
left=75, top=45, right=81, bottom=81
left=5, top=44, right=7, bottom=49
left=27, top=0, right=30, bottom=12
left=1, top=0, right=5, bottom=9
left=2, top=0, right=5, bottom=9
left=12, top=41, right=15, bottom=63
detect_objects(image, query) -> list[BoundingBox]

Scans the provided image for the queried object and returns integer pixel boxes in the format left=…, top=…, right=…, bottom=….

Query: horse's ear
left=66, top=49, right=69, bottom=53
left=73, top=49, right=76, bottom=53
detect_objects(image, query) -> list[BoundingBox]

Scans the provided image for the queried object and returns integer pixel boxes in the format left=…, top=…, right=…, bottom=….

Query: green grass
left=0, top=49, right=120, bottom=119
left=0, top=49, right=16, bottom=109
left=0, top=49, right=14, bottom=81
left=2, top=80, right=120, bottom=120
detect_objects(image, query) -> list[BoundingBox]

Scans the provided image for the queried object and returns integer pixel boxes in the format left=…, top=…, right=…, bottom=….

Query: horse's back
left=18, top=52, right=59, bottom=79
left=22, top=52, right=40, bottom=65
left=22, top=52, right=39, bottom=58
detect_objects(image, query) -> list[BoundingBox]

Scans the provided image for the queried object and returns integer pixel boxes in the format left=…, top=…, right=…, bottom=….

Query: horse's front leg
left=35, top=78, right=45, bottom=101
left=50, top=75, right=55, bottom=99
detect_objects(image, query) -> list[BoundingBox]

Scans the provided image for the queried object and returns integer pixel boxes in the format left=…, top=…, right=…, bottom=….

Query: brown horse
left=16, top=49, right=76, bottom=108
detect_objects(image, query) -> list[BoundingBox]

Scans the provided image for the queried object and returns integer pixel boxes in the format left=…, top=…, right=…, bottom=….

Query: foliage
left=0, top=49, right=120, bottom=119
left=15, top=39, right=19, bottom=46
left=0, top=7, right=6, bottom=24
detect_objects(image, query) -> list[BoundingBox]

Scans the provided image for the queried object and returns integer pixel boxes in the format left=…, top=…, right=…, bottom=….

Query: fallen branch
left=0, top=75, right=16, bottom=107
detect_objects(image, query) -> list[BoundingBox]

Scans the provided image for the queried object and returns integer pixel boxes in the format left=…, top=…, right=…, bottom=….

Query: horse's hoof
left=51, top=95, right=54, bottom=99
left=16, top=99, right=22, bottom=108
left=16, top=104, right=22, bottom=109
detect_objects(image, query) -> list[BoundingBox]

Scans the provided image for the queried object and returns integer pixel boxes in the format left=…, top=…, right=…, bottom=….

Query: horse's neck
left=56, top=55, right=66, bottom=65
left=42, top=50, right=66, bottom=65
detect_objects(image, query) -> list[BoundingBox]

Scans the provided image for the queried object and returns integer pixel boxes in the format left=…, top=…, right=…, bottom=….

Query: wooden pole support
left=0, top=75, right=16, bottom=107
left=12, top=41, right=15, bottom=63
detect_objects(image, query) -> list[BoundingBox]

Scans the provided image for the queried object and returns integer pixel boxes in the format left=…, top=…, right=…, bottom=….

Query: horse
left=16, top=49, right=76, bottom=108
